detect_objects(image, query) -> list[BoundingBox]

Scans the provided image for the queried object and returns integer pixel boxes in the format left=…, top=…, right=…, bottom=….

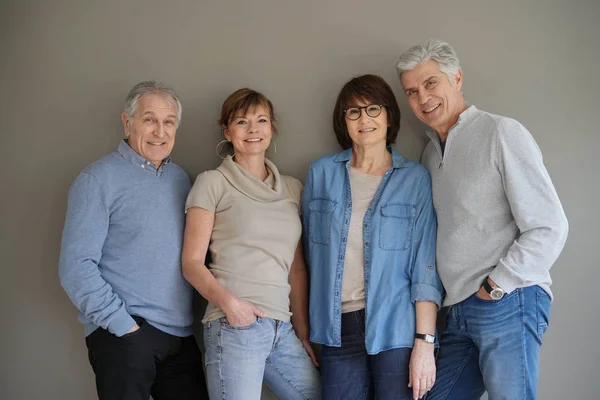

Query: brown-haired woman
left=182, top=88, right=320, bottom=399
left=302, top=75, right=443, bottom=400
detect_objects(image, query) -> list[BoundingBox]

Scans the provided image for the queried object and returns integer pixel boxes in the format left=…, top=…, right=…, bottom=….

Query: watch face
left=490, top=288, right=505, bottom=300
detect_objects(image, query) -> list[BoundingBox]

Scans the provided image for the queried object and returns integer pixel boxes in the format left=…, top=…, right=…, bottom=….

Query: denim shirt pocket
left=379, top=204, right=415, bottom=250
left=309, top=198, right=337, bottom=245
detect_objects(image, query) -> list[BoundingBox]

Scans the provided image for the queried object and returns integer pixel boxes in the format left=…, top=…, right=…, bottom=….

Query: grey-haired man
left=59, top=81, right=208, bottom=400
left=396, top=40, right=568, bottom=399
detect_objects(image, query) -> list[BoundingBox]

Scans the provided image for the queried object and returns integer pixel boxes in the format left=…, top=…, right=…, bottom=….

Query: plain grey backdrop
left=1, top=0, right=599, bottom=399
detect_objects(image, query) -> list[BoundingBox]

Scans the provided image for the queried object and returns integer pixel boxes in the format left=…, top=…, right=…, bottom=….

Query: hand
left=475, top=285, right=493, bottom=300
left=475, top=277, right=497, bottom=300
left=126, top=324, right=140, bottom=334
left=299, top=336, right=319, bottom=367
left=222, top=296, right=266, bottom=327
left=409, top=340, right=436, bottom=400
left=291, top=320, right=319, bottom=367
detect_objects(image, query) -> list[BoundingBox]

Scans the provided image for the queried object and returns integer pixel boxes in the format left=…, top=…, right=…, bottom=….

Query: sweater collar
left=216, top=156, right=283, bottom=202
left=117, top=139, right=172, bottom=170
left=425, top=105, right=479, bottom=143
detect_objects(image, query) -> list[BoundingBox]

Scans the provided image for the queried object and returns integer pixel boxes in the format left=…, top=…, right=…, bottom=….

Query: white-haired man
left=396, top=40, right=568, bottom=399
left=59, top=81, right=208, bottom=400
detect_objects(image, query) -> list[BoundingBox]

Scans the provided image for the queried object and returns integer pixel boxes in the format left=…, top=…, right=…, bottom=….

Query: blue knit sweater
left=59, top=140, right=193, bottom=337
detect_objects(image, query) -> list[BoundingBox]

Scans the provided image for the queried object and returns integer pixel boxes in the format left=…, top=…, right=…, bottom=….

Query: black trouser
left=85, top=317, right=208, bottom=400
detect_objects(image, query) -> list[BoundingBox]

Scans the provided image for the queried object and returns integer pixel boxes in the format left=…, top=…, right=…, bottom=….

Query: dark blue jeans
left=321, top=310, right=413, bottom=400
left=427, top=286, right=551, bottom=400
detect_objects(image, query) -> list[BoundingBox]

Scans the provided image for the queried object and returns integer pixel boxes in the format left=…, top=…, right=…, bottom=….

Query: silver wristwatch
left=482, top=278, right=505, bottom=300
left=415, top=333, right=435, bottom=344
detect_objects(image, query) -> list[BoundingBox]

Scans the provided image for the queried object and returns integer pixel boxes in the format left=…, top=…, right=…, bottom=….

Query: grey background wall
left=1, top=0, right=599, bottom=399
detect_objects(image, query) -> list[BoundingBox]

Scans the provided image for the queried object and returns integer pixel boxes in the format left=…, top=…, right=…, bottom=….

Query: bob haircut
left=333, top=74, right=401, bottom=150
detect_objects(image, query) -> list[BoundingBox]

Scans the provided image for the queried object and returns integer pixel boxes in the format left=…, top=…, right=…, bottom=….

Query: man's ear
left=454, top=69, right=463, bottom=91
left=121, top=113, right=130, bottom=137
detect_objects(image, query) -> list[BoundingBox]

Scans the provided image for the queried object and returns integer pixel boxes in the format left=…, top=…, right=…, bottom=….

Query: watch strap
left=415, top=333, right=435, bottom=344
left=482, top=278, right=495, bottom=295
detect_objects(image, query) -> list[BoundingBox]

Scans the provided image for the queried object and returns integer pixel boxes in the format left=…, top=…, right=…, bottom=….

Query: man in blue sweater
left=59, top=81, right=208, bottom=400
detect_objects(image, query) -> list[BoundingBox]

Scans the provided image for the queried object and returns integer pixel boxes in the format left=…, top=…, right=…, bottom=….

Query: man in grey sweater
left=396, top=40, right=568, bottom=400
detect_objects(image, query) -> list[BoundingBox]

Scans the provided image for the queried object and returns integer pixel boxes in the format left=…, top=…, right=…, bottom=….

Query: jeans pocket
left=120, top=317, right=146, bottom=339
left=472, top=288, right=519, bottom=304
left=536, top=288, right=551, bottom=339
left=220, top=316, right=260, bottom=330
left=308, top=198, right=337, bottom=245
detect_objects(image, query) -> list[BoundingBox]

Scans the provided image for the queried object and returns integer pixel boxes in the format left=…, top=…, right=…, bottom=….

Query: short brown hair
left=333, top=74, right=401, bottom=149
left=218, top=88, right=277, bottom=133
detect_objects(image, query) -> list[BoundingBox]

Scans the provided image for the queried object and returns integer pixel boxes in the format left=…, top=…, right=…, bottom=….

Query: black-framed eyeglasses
left=343, top=104, right=386, bottom=121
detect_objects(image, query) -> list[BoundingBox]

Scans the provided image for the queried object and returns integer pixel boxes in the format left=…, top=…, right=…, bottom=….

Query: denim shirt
left=302, top=148, right=443, bottom=354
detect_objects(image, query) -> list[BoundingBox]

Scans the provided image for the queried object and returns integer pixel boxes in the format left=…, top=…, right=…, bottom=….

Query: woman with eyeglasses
left=302, top=75, right=443, bottom=400
left=182, top=88, right=320, bottom=400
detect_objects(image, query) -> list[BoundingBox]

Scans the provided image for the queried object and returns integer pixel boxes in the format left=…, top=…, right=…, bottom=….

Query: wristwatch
left=415, top=333, right=435, bottom=344
left=482, top=278, right=506, bottom=300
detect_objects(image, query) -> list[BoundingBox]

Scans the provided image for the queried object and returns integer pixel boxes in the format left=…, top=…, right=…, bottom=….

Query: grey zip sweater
left=421, top=106, right=568, bottom=307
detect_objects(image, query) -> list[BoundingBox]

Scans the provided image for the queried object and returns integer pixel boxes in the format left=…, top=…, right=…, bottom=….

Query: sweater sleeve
left=282, top=176, right=304, bottom=214
left=58, top=172, right=136, bottom=337
left=185, top=170, right=223, bottom=213
left=489, top=119, right=569, bottom=294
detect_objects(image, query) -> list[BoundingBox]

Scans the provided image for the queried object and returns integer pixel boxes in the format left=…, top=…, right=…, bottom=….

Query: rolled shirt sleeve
left=409, top=171, right=444, bottom=308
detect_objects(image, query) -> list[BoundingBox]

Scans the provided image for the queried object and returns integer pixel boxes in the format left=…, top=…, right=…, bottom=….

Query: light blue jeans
left=427, top=285, right=551, bottom=400
left=204, top=317, right=321, bottom=400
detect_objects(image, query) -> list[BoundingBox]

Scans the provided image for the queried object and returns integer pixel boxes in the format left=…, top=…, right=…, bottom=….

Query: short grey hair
left=123, top=80, right=182, bottom=124
left=396, top=39, right=462, bottom=86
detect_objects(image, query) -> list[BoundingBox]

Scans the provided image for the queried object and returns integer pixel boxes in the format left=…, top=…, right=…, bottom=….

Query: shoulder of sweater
left=166, top=161, right=189, bottom=177
left=468, top=109, right=526, bottom=137
left=190, top=169, right=224, bottom=186
left=280, top=175, right=303, bottom=190
left=79, top=151, right=121, bottom=181
left=280, top=175, right=303, bottom=204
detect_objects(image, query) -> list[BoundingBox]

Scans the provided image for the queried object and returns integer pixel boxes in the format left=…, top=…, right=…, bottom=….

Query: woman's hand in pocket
left=223, top=296, right=266, bottom=327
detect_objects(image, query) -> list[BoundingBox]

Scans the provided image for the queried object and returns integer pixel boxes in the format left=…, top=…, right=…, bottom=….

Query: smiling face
left=223, top=105, right=273, bottom=158
left=121, top=93, right=179, bottom=168
left=400, top=59, right=467, bottom=138
left=345, top=99, right=389, bottom=149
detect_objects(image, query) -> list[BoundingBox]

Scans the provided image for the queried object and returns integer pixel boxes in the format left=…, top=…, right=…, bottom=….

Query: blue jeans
left=427, top=285, right=551, bottom=400
left=321, top=310, right=413, bottom=400
left=204, top=317, right=320, bottom=400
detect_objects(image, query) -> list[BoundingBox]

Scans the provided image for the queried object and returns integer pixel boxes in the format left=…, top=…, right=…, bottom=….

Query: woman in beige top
left=182, top=88, right=320, bottom=400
